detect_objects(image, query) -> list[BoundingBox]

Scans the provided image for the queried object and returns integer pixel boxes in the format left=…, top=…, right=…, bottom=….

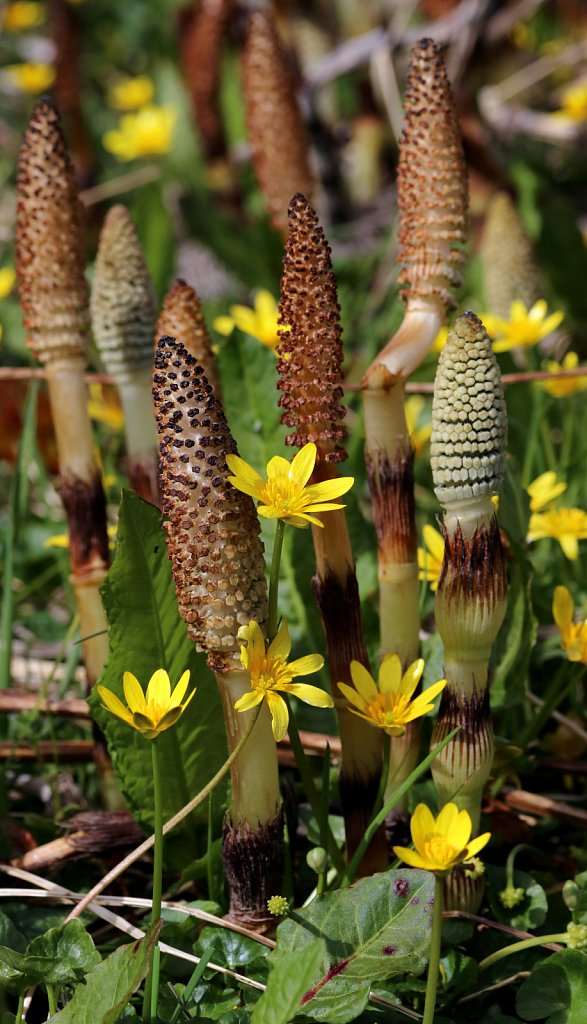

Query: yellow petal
left=146, top=668, right=171, bottom=708
left=349, top=661, right=378, bottom=702
left=398, top=659, right=425, bottom=698
left=337, top=681, right=368, bottom=712
left=266, top=691, right=289, bottom=742
left=304, top=477, right=355, bottom=503
left=553, top=586, right=573, bottom=632
left=423, top=524, right=445, bottom=560
left=439, top=804, right=471, bottom=851
left=245, top=619, right=266, bottom=665
left=464, top=832, right=491, bottom=859
left=225, top=454, right=265, bottom=498
left=541, top=310, right=564, bottom=334
left=287, top=654, right=324, bottom=677
left=286, top=682, right=333, bottom=707
left=266, top=455, right=291, bottom=479
left=560, top=535, right=579, bottom=560
left=289, top=444, right=317, bottom=487
left=180, top=686, right=197, bottom=715
left=299, top=502, right=347, bottom=514
left=268, top=618, right=291, bottom=661
left=254, top=289, right=278, bottom=321
left=98, top=686, right=134, bottom=727
left=230, top=306, right=257, bottom=336
left=123, top=672, right=146, bottom=715
left=234, top=690, right=264, bottom=712
left=213, top=315, right=236, bottom=336
left=410, top=803, right=436, bottom=851
left=378, top=653, right=402, bottom=694
left=170, top=669, right=191, bottom=706
left=154, top=706, right=183, bottom=734
left=392, top=846, right=432, bottom=871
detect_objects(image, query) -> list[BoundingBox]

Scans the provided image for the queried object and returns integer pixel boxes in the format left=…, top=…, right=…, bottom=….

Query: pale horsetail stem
left=242, top=9, right=315, bottom=236
left=277, top=192, right=387, bottom=875
left=360, top=40, right=468, bottom=807
left=15, top=100, right=109, bottom=691
left=152, top=336, right=282, bottom=932
left=157, top=279, right=220, bottom=396
left=91, top=204, right=160, bottom=506
left=430, top=311, right=508, bottom=908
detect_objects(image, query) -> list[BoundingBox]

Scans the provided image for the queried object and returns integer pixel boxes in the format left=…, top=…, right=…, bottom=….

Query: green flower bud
left=499, top=885, right=525, bottom=910
left=306, top=846, right=328, bottom=874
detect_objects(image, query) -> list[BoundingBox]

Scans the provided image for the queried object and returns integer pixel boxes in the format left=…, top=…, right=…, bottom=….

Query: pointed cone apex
left=91, top=205, right=156, bottom=383
left=242, top=10, right=314, bottom=234
left=16, top=98, right=90, bottom=363
left=157, top=280, right=219, bottom=394
left=276, top=193, right=347, bottom=462
left=153, top=337, right=267, bottom=663
left=481, top=192, right=542, bottom=318
left=431, top=312, right=507, bottom=509
left=397, top=39, right=468, bottom=310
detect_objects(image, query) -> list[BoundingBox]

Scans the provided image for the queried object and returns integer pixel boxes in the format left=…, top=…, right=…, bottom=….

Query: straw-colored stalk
left=242, top=8, right=315, bottom=235
left=361, top=39, right=468, bottom=804
left=277, top=192, right=387, bottom=873
left=15, top=99, right=115, bottom=799
left=153, top=336, right=282, bottom=930
left=178, top=0, right=232, bottom=171
left=430, top=312, right=508, bottom=909
left=91, top=205, right=159, bottom=506
left=157, top=279, right=220, bottom=396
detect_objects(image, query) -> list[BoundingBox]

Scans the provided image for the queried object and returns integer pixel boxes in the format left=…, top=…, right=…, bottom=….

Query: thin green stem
left=422, top=875, right=444, bottom=1024
left=16, top=992, right=25, bottom=1024
left=479, top=933, right=567, bottom=971
left=147, top=740, right=164, bottom=1024
left=207, top=793, right=215, bottom=904
left=268, top=519, right=285, bottom=640
left=46, top=983, right=57, bottom=1018
left=342, top=725, right=460, bottom=886
left=284, top=696, right=345, bottom=875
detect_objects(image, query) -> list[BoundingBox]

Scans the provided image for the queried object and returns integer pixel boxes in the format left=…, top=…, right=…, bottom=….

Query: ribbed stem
left=119, top=369, right=160, bottom=506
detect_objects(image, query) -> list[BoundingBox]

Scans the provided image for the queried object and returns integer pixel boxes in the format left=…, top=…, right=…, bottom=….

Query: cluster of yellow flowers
left=526, top=471, right=587, bottom=561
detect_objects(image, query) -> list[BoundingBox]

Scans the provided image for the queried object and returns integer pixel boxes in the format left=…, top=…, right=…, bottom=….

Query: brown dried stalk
left=91, top=204, right=159, bottom=505
left=12, top=811, right=144, bottom=872
left=15, top=100, right=110, bottom=705
left=242, top=8, right=315, bottom=234
left=361, top=39, right=468, bottom=805
left=277, top=193, right=387, bottom=874
left=157, top=279, right=220, bottom=395
left=179, top=0, right=232, bottom=161
left=153, top=336, right=282, bottom=930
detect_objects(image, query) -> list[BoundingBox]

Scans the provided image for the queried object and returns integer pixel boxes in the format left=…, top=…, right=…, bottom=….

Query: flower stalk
left=277, top=193, right=387, bottom=873
left=360, top=39, right=468, bottom=808
left=91, top=204, right=160, bottom=505
left=429, top=312, right=508, bottom=908
left=153, top=335, right=282, bottom=930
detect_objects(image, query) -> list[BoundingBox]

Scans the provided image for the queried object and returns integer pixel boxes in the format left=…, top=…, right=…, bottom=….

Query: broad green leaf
left=89, top=492, right=228, bottom=852
left=196, top=926, right=270, bottom=975
left=0, top=920, right=99, bottom=992
left=516, top=949, right=587, bottom=1023
left=0, top=911, right=25, bottom=953
left=48, top=923, right=159, bottom=1024
left=252, top=939, right=325, bottom=1024
left=272, top=870, right=434, bottom=1022
left=487, top=867, right=547, bottom=932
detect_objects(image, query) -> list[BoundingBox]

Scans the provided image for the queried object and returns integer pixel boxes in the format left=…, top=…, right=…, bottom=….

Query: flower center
left=365, top=692, right=411, bottom=730
left=422, top=834, right=459, bottom=867
left=251, top=655, right=292, bottom=692
left=261, top=477, right=306, bottom=515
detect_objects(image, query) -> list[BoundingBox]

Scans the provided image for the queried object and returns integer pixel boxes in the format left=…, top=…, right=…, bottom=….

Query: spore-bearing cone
left=157, top=279, right=220, bottom=395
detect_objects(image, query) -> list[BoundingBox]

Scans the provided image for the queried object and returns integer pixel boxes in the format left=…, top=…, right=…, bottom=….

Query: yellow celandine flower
left=393, top=802, right=491, bottom=873
left=103, top=105, right=176, bottom=161
left=338, top=656, right=446, bottom=737
left=431, top=326, right=448, bottom=354
left=481, top=300, right=564, bottom=353
left=213, top=290, right=289, bottom=352
left=556, top=82, right=587, bottom=123
left=540, top=352, right=587, bottom=398
left=528, top=508, right=587, bottom=560
left=526, top=471, right=567, bottom=513
left=226, top=442, right=354, bottom=529
left=4, top=62, right=55, bottom=93
left=2, top=2, right=45, bottom=31
left=417, top=524, right=444, bottom=591
left=87, top=383, right=124, bottom=430
left=0, top=268, right=16, bottom=300
left=553, top=586, right=587, bottom=664
left=108, top=75, right=155, bottom=111
left=98, top=668, right=195, bottom=740
left=44, top=524, right=117, bottom=549
left=235, top=619, right=332, bottom=742
left=405, top=396, right=432, bottom=456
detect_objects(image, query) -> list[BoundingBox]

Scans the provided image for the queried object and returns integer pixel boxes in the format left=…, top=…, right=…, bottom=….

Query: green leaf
left=25, top=919, right=101, bottom=984
left=252, top=939, right=325, bottom=1024
left=516, top=949, right=587, bottom=1023
left=48, top=922, right=160, bottom=1024
left=0, top=911, right=26, bottom=953
left=271, top=870, right=435, bottom=1022
left=487, top=867, right=548, bottom=932
left=89, top=492, right=228, bottom=853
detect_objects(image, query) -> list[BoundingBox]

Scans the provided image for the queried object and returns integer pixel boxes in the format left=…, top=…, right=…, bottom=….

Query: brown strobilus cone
left=242, top=8, right=315, bottom=235
left=91, top=205, right=159, bottom=506
left=153, top=336, right=283, bottom=931
left=157, top=279, right=220, bottom=396
left=277, top=192, right=387, bottom=875
left=179, top=0, right=233, bottom=164
left=15, top=99, right=117, bottom=804
left=361, top=39, right=468, bottom=812
left=48, top=0, right=94, bottom=188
